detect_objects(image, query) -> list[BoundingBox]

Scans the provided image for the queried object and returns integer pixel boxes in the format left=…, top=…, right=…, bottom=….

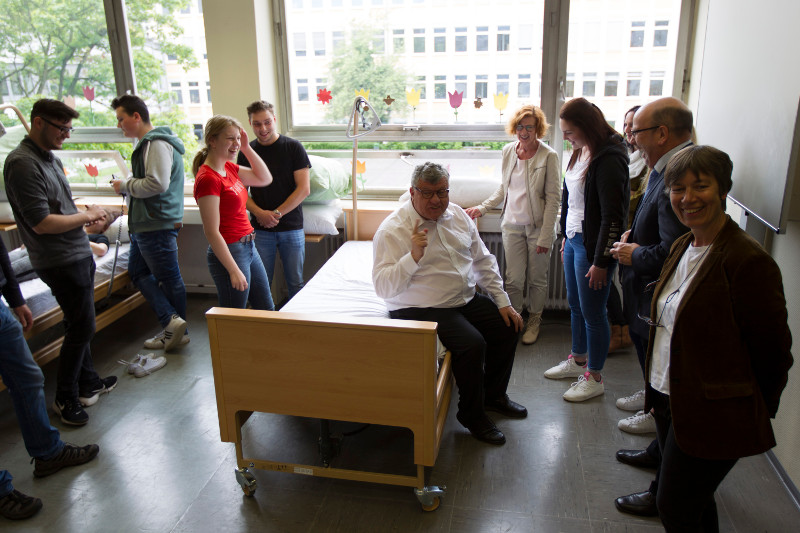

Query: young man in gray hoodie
left=111, top=95, right=188, bottom=359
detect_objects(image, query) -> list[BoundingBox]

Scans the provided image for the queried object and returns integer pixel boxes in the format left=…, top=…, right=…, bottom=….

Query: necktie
left=644, top=168, right=661, bottom=199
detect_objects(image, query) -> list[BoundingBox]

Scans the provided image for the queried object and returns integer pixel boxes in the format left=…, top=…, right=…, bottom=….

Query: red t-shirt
left=194, top=161, right=254, bottom=243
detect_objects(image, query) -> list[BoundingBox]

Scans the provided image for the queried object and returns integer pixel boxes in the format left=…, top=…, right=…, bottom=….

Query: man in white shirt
left=373, top=162, right=525, bottom=445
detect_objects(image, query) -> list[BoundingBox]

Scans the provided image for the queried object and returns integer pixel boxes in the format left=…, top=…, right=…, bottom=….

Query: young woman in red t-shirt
left=192, top=115, right=274, bottom=309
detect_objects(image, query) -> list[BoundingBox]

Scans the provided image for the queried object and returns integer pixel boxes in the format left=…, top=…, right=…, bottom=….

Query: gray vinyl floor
left=1, top=294, right=798, bottom=532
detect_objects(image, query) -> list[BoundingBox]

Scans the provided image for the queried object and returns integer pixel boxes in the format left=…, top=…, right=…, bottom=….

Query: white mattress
left=281, top=240, right=387, bottom=317
left=3, top=243, right=131, bottom=319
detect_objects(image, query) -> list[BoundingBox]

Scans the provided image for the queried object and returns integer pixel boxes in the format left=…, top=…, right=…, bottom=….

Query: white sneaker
left=521, top=312, right=542, bottom=345
left=618, top=410, right=657, bottom=434
left=163, top=315, right=188, bottom=352
left=563, top=372, right=605, bottom=402
left=616, top=389, right=646, bottom=412
left=143, top=330, right=190, bottom=350
left=119, top=353, right=167, bottom=378
left=544, top=354, right=587, bottom=379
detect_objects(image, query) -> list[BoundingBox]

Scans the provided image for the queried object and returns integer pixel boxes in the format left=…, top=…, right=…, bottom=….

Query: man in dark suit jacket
left=609, top=97, right=692, bottom=517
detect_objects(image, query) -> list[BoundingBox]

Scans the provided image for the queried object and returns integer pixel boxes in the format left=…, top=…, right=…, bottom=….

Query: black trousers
left=389, top=293, right=519, bottom=422
left=651, top=389, right=737, bottom=532
left=37, top=256, right=101, bottom=399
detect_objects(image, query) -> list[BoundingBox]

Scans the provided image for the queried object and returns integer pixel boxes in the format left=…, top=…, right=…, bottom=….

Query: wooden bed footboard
left=206, top=307, right=452, bottom=468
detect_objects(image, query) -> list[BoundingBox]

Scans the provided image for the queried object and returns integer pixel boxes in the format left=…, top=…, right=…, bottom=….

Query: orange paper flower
left=355, top=160, right=366, bottom=174
left=85, top=164, right=99, bottom=177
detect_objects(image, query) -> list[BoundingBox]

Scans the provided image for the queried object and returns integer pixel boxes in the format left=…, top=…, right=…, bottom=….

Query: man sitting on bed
left=373, top=162, right=526, bottom=446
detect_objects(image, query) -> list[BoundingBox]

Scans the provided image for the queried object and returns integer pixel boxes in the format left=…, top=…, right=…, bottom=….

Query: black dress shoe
left=457, top=412, right=506, bottom=445
left=614, top=491, right=658, bottom=517
left=616, top=448, right=659, bottom=469
left=485, top=395, right=528, bottom=419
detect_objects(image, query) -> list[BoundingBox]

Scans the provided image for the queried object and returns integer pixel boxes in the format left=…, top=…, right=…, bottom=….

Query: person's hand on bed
left=229, top=268, right=248, bottom=292
left=411, top=220, right=428, bottom=263
left=498, top=305, right=523, bottom=332
left=12, top=304, right=33, bottom=332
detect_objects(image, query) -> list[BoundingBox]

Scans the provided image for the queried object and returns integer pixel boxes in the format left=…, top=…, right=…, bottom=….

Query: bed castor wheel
left=235, top=467, right=257, bottom=497
left=415, top=485, right=445, bottom=511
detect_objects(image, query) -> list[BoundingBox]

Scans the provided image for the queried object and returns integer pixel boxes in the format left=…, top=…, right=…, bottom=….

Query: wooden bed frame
left=206, top=307, right=453, bottom=510
left=0, top=269, right=146, bottom=392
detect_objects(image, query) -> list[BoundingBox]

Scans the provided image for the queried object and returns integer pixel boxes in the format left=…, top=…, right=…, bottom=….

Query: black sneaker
left=52, top=397, right=89, bottom=426
left=33, top=443, right=100, bottom=478
left=78, top=376, right=118, bottom=407
left=0, top=489, right=43, bottom=520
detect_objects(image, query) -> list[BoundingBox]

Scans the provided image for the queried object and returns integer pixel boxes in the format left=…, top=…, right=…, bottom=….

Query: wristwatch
left=273, top=209, right=282, bottom=219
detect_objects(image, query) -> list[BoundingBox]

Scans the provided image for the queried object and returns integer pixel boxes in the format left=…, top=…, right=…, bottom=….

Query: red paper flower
left=85, top=164, right=99, bottom=177
left=82, top=86, right=95, bottom=102
left=317, top=88, right=332, bottom=104
left=448, top=90, right=464, bottom=110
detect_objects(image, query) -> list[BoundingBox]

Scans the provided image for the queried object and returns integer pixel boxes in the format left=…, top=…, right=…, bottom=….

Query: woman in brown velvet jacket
left=644, top=145, right=792, bottom=532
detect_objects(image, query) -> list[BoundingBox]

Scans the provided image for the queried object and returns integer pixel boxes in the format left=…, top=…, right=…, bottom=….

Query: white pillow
left=303, top=204, right=343, bottom=235
left=101, top=214, right=130, bottom=243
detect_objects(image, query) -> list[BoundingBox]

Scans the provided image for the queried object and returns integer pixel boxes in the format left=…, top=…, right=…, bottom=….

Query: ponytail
left=192, top=147, right=209, bottom=177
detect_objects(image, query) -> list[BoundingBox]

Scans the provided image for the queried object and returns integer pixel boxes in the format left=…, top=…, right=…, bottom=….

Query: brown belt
left=237, top=231, right=256, bottom=243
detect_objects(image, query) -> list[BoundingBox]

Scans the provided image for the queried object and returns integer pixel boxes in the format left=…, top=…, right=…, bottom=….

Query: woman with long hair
left=544, top=98, right=629, bottom=402
left=192, top=115, right=274, bottom=309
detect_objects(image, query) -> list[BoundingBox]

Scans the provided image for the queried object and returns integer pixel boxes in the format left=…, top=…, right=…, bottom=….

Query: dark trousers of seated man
left=36, top=256, right=102, bottom=400
left=389, top=293, right=519, bottom=423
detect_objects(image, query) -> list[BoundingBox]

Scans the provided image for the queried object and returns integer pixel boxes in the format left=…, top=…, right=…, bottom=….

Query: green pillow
left=305, top=154, right=352, bottom=203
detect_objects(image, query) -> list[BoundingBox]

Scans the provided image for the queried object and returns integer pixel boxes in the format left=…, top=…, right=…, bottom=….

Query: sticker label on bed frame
left=294, top=467, right=314, bottom=476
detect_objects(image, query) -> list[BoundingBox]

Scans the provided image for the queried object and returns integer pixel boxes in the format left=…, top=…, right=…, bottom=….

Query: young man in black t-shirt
left=238, top=100, right=311, bottom=302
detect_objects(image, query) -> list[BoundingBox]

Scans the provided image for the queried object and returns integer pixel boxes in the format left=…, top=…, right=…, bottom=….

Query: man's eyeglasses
left=515, top=124, right=536, bottom=132
left=40, top=117, right=74, bottom=134
left=414, top=187, right=449, bottom=199
left=630, top=125, right=661, bottom=137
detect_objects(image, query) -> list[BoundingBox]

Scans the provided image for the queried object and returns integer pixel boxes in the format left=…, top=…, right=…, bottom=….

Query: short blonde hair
left=506, top=104, right=549, bottom=138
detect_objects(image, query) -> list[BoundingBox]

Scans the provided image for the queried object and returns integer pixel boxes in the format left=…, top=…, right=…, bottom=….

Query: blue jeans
left=563, top=233, right=615, bottom=372
left=254, top=229, right=305, bottom=300
left=36, top=256, right=102, bottom=398
left=0, top=301, right=63, bottom=497
left=207, top=241, right=274, bottom=310
left=129, top=229, right=187, bottom=328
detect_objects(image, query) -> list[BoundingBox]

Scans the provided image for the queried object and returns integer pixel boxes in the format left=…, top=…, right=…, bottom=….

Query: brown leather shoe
left=616, top=448, right=659, bottom=469
left=608, top=325, right=623, bottom=352
left=615, top=491, right=658, bottom=517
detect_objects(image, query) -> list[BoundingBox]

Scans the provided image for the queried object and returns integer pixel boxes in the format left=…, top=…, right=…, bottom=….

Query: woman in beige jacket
left=466, top=105, right=561, bottom=344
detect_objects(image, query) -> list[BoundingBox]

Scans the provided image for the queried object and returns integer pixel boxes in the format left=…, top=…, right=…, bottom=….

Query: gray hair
left=411, top=162, right=449, bottom=187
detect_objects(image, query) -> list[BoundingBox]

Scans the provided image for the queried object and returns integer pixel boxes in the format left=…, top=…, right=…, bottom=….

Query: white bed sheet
left=2, top=243, right=131, bottom=319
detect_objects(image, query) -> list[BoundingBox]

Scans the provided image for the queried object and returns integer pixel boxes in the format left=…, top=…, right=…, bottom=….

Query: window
left=604, top=72, right=618, bottom=97
left=627, top=78, right=641, bottom=96
left=313, top=32, right=325, bottom=56
left=518, top=74, right=531, bottom=98
left=332, top=31, right=344, bottom=52
left=649, top=71, right=665, bottom=96
left=476, top=26, right=488, bottom=51
left=415, top=76, right=427, bottom=100
left=565, top=73, right=575, bottom=98
left=455, top=27, right=467, bottom=52
left=393, top=29, right=405, bottom=53
left=497, top=25, right=510, bottom=52
left=630, top=20, right=645, bottom=47
left=414, top=28, right=425, bottom=53
left=434, top=75, right=446, bottom=99
left=496, top=74, right=509, bottom=95
left=475, top=75, right=488, bottom=98
left=171, top=82, right=183, bottom=104
left=312, top=0, right=322, bottom=6
left=206, top=81, right=211, bottom=103
left=372, top=30, right=385, bottom=53
left=189, top=81, right=200, bottom=103
left=654, top=20, right=669, bottom=47
left=294, top=33, right=307, bottom=56
left=455, top=74, right=467, bottom=97
left=316, top=77, right=327, bottom=95
left=297, top=79, right=309, bottom=101
left=518, top=24, right=534, bottom=51
left=582, top=72, right=596, bottom=97
left=434, top=28, right=446, bottom=53
left=332, top=0, right=343, bottom=5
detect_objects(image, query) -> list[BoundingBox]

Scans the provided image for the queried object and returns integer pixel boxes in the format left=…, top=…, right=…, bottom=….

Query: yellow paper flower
left=406, top=88, right=421, bottom=107
left=355, top=160, right=366, bottom=174
left=355, top=88, right=370, bottom=100
left=493, top=93, right=509, bottom=112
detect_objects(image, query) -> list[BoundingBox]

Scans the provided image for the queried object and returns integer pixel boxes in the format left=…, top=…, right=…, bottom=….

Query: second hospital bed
left=205, top=240, right=453, bottom=510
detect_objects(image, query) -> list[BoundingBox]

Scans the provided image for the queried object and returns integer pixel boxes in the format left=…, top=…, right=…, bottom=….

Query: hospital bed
left=0, top=242, right=146, bottom=392
left=206, top=241, right=453, bottom=510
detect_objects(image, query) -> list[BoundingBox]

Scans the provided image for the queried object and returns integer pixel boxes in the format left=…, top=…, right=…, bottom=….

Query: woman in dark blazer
left=645, top=145, right=792, bottom=532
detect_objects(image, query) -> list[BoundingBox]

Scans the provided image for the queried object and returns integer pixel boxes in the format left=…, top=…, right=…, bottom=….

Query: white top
left=564, top=158, right=590, bottom=239
left=504, top=158, right=531, bottom=226
left=373, top=200, right=510, bottom=311
left=649, top=243, right=711, bottom=395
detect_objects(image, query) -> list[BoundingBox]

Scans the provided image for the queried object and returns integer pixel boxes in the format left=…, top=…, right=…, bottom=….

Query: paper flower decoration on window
left=317, top=88, right=332, bottom=104
left=85, top=164, right=99, bottom=177
left=479, top=165, right=495, bottom=177
left=383, top=95, right=395, bottom=106
left=355, top=88, right=370, bottom=99
left=474, top=97, right=483, bottom=109
left=64, top=95, right=76, bottom=109
left=354, top=160, right=367, bottom=190
left=82, top=86, right=95, bottom=102
left=493, top=93, right=509, bottom=122
left=448, top=90, right=464, bottom=122
left=406, top=88, right=421, bottom=122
